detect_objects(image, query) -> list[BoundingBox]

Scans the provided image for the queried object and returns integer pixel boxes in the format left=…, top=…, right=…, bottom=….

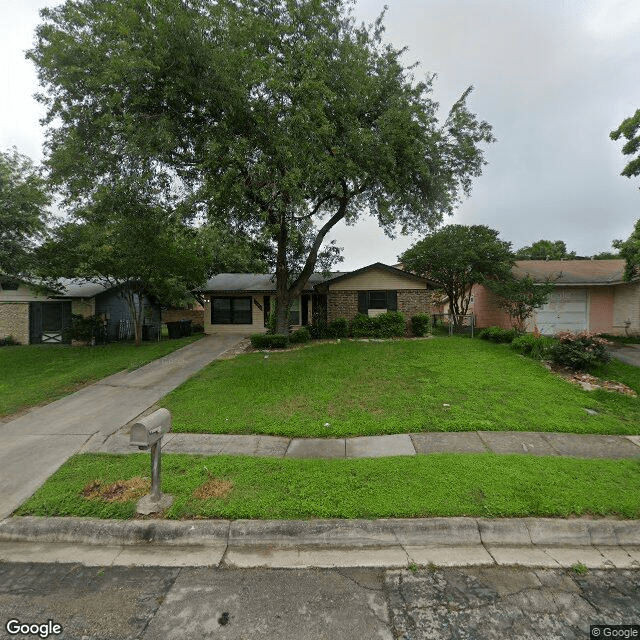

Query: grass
left=161, top=337, right=640, bottom=437
left=16, top=452, right=640, bottom=520
left=0, top=335, right=202, bottom=417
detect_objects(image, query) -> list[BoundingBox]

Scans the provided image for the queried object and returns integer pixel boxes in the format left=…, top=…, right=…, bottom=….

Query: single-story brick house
left=471, top=259, right=637, bottom=335
left=0, top=278, right=160, bottom=344
left=200, top=262, right=437, bottom=334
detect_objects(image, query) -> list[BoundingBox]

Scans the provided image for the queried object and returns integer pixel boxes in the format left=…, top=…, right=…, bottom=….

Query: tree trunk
left=275, top=213, right=291, bottom=335
left=134, top=294, right=143, bottom=346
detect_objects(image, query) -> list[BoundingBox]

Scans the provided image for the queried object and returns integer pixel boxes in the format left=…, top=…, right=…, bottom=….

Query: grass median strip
left=15, top=452, right=640, bottom=520
left=0, top=335, right=202, bottom=417
left=161, top=338, right=640, bottom=437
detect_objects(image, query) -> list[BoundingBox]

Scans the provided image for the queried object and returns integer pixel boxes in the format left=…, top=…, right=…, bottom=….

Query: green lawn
left=161, top=338, right=640, bottom=437
left=16, top=452, right=640, bottom=520
left=0, top=336, right=202, bottom=417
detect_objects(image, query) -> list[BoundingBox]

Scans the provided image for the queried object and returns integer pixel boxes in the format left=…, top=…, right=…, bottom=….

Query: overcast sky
left=2, top=0, right=639, bottom=271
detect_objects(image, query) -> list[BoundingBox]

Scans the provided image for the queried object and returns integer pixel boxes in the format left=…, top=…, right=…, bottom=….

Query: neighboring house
left=472, top=260, right=637, bottom=335
left=201, top=262, right=437, bottom=334
left=0, top=278, right=160, bottom=344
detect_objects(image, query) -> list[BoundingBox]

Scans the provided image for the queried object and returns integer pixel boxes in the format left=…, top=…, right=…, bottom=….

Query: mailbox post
left=129, top=408, right=174, bottom=514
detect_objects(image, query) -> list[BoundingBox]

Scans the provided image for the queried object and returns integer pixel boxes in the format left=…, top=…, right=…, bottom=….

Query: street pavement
left=1, top=562, right=638, bottom=639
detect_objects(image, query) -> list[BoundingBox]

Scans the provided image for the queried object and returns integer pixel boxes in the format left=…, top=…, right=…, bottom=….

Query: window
left=211, top=297, right=253, bottom=324
left=289, top=298, right=300, bottom=325
left=368, top=291, right=388, bottom=309
left=358, top=290, right=397, bottom=314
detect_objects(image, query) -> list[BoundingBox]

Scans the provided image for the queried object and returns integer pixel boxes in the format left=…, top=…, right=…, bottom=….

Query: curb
left=1, top=516, right=639, bottom=548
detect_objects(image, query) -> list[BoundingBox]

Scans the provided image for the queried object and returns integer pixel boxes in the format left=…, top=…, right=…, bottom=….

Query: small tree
left=0, top=148, right=50, bottom=278
left=613, top=218, right=640, bottom=282
left=485, top=275, right=555, bottom=332
left=400, top=225, right=513, bottom=328
left=610, top=108, right=640, bottom=186
left=37, top=174, right=261, bottom=345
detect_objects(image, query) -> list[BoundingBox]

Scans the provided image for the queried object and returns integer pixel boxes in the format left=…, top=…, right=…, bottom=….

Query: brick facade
left=0, top=303, right=29, bottom=344
left=397, top=289, right=433, bottom=319
left=327, top=291, right=359, bottom=323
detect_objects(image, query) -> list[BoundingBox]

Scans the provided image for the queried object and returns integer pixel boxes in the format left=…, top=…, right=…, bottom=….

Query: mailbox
left=129, top=408, right=174, bottom=514
left=130, top=408, right=172, bottom=449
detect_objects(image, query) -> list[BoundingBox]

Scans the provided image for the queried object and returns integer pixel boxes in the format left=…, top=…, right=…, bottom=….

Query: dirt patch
left=545, top=363, right=637, bottom=397
left=81, top=476, right=150, bottom=502
left=192, top=478, right=234, bottom=500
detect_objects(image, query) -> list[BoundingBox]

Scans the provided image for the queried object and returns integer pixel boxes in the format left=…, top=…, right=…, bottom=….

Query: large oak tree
left=29, top=0, right=495, bottom=333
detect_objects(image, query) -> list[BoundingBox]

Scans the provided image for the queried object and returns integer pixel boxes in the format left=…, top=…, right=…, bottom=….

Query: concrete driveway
left=608, top=343, right=640, bottom=367
left=0, top=334, right=246, bottom=520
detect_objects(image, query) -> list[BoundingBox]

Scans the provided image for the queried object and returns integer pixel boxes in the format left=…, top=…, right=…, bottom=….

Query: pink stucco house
left=471, top=260, right=638, bottom=335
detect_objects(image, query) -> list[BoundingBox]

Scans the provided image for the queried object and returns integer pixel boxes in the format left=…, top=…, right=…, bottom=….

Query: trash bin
left=142, top=324, right=157, bottom=341
left=179, top=319, right=192, bottom=337
left=166, top=321, right=182, bottom=339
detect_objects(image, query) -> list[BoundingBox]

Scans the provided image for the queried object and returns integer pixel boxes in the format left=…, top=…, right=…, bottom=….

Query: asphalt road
left=1, top=563, right=638, bottom=639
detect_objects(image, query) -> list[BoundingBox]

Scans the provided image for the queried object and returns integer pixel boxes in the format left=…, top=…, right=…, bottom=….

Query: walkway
left=0, top=334, right=247, bottom=520
left=609, top=342, right=640, bottom=367
left=92, top=428, right=640, bottom=459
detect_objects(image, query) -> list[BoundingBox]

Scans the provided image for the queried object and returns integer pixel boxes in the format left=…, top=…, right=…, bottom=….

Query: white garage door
left=534, top=289, right=587, bottom=335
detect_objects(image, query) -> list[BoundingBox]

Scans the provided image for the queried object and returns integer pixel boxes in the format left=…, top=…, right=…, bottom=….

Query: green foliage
left=411, top=313, right=432, bottom=337
left=610, top=108, right=640, bottom=183
left=514, top=239, right=576, bottom=260
left=162, top=339, right=640, bottom=438
left=29, top=0, right=494, bottom=335
left=250, top=333, right=290, bottom=349
left=18, top=452, right=640, bottom=520
left=601, top=333, right=640, bottom=344
left=571, top=563, right=589, bottom=576
left=400, top=225, right=513, bottom=328
left=349, top=312, right=406, bottom=338
left=289, top=327, right=311, bottom=344
left=549, top=331, right=611, bottom=372
left=511, top=334, right=556, bottom=360
left=486, top=274, right=555, bottom=332
left=478, top=326, right=519, bottom=344
left=327, top=317, right=349, bottom=339
left=0, top=148, right=50, bottom=278
left=309, top=320, right=328, bottom=340
left=349, top=313, right=376, bottom=338
left=613, top=218, right=640, bottom=281
left=0, top=336, right=202, bottom=417
left=0, top=336, right=18, bottom=347
left=63, top=314, right=105, bottom=343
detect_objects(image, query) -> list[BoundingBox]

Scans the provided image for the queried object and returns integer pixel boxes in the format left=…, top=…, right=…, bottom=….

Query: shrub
left=250, top=333, right=290, bottom=349
left=548, top=331, right=611, bottom=371
left=191, top=323, right=204, bottom=334
left=309, top=321, right=327, bottom=339
left=0, top=335, right=18, bottom=347
left=289, top=326, right=311, bottom=344
left=411, top=313, right=432, bottom=337
left=375, top=311, right=406, bottom=338
left=327, top=317, right=349, bottom=338
left=478, top=326, right=519, bottom=344
left=63, top=314, right=104, bottom=343
left=511, top=334, right=556, bottom=360
left=349, top=313, right=376, bottom=338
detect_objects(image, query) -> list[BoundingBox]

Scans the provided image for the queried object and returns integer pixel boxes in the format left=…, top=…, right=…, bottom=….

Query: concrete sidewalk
left=0, top=334, right=246, bottom=520
left=90, top=429, right=640, bottom=459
